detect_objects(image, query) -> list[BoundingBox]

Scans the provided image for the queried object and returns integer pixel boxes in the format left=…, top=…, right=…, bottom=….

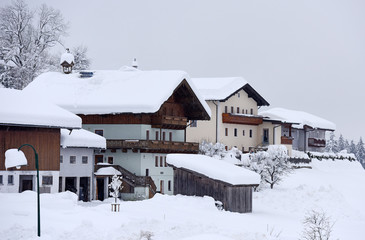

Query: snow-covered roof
left=25, top=70, right=211, bottom=118
left=167, top=154, right=260, bottom=186
left=259, top=107, right=336, bottom=130
left=94, top=167, right=121, bottom=176
left=191, top=77, right=269, bottom=106
left=0, top=88, right=81, bottom=129
left=61, top=129, right=106, bottom=149
left=60, top=52, right=74, bottom=65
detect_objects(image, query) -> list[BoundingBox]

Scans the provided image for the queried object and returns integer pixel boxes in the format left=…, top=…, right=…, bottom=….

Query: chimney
left=132, top=58, right=138, bottom=69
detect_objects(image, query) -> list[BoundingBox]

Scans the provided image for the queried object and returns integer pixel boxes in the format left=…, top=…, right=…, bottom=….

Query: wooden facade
left=0, top=126, right=60, bottom=171
left=281, top=136, right=293, bottom=145
left=107, top=140, right=199, bottom=153
left=308, top=138, right=326, bottom=148
left=172, top=167, right=257, bottom=213
left=222, top=113, right=263, bottom=126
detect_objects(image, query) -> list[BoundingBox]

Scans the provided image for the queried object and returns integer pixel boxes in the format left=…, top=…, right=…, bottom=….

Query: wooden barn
left=167, top=154, right=260, bottom=213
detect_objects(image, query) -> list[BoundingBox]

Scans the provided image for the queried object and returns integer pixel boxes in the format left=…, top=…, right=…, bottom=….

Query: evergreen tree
left=325, top=132, right=336, bottom=152
left=356, top=137, right=365, bottom=165
left=349, top=140, right=356, bottom=154
left=337, top=134, right=346, bottom=152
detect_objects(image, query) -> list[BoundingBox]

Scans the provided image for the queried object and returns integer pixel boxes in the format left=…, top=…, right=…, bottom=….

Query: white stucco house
left=259, top=108, right=336, bottom=153
left=186, top=77, right=271, bottom=153
left=60, top=129, right=106, bottom=201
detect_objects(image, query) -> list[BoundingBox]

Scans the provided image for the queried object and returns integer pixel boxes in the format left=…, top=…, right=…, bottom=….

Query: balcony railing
left=151, top=115, right=188, bottom=129
left=308, top=138, right=326, bottom=148
left=222, top=113, right=263, bottom=125
left=107, top=140, right=199, bottom=153
left=281, top=136, right=293, bottom=145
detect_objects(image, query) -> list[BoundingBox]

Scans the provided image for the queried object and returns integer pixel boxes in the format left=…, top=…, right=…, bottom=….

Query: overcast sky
left=4, top=0, right=365, bottom=141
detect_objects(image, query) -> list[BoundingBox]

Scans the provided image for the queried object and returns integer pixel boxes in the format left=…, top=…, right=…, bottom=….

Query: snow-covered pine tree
left=348, top=140, right=357, bottom=154
left=325, top=132, right=337, bottom=153
left=337, top=134, right=346, bottom=152
left=72, top=45, right=91, bottom=71
left=0, top=0, right=67, bottom=89
left=356, top=137, right=365, bottom=166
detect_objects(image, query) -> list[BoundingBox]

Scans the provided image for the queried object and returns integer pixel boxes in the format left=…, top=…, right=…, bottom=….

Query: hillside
left=1, top=159, right=364, bottom=240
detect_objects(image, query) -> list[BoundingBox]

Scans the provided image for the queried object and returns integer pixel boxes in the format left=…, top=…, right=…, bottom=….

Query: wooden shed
left=167, top=154, right=260, bottom=213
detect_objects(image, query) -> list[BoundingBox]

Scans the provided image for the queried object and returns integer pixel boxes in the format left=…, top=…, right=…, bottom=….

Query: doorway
left=79, top=177, right=90, bottom=201
left=65, top=177, right=77, bottom=193
left=19, top=175, right=33, bottom=192
left=97, top=178, right=105, bottom=201
left=160, top=180, right=164, bottom=194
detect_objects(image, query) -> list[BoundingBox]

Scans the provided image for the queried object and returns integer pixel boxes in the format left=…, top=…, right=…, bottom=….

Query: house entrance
left=97, top=178, right=105, bottom=201
left=65, top=177, right=77, bottom=193
left=19, top=175, right=33, bottom=192
left=263, top=129, right=269, bottom=145
left=79, top=177, right=90, bottom=202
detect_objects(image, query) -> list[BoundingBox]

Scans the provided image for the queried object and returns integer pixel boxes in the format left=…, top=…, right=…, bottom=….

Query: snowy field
left=1, top=159, right=364, bottom=240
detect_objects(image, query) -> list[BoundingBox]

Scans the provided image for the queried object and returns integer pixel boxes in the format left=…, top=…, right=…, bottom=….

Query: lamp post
left=5, top=144, right=41, bottom=237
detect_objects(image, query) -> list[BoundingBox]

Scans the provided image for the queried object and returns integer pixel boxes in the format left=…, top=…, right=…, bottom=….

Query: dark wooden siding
left=222, top=113, right=263, bottom=125
left=0, top=126, right=60, bottom=171
left=173, top=167, right=254, bottom=213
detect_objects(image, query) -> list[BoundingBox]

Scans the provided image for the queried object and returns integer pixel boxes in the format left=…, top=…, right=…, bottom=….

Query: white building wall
left=0, top=170, right=59, bottom=193
left=60, top=148, right=94, bottom=200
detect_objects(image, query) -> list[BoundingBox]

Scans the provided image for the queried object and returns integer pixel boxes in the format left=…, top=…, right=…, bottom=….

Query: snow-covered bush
left=108, top=174, right=123, bottom=203
left=248, top=145, right=291, bottom=189
left=199, top=140, right=226, bottom=158
left=300, top=210, right=334, bottom=240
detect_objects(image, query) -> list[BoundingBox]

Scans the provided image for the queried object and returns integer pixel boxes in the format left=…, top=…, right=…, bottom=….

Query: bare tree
left=301, top=210, right=334, bottom=240
left=0, top=0, right=67, bottom=89
left=72, top=45, right=91, bottom=71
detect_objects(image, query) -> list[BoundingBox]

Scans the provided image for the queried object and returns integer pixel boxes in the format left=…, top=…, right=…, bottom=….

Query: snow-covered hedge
left=307, top=150, right=356, bottom=161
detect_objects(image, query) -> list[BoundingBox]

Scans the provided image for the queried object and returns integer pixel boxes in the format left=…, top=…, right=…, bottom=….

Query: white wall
left=0, top=170, right=59, bottom=193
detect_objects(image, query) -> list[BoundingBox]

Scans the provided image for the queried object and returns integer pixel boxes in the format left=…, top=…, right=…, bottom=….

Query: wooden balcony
left=151, top=115, right=188, bottom=129
left=308, top=138, right=326, bottom=148
left=281, top=136, right=293, bottom=145
left=222, top=113, right=263, bottom=125
left=107, top=140, right=199, bottom=153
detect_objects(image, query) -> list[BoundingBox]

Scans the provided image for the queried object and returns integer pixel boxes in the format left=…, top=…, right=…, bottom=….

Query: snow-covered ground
left=1, top=159, right=364, bottom=240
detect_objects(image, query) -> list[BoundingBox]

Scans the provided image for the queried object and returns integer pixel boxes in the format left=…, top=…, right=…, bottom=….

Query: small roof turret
left=60, top=48, right=75, bottom=74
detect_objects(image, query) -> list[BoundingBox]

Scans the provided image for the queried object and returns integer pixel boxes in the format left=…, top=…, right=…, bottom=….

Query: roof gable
left=24, top=70, right=211, bottom=118
left=191, top=77, right=269, bottom=106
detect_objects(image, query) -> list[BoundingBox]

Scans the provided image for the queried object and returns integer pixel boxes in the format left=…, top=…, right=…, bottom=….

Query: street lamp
left=5, top=144, right=41, bottom=237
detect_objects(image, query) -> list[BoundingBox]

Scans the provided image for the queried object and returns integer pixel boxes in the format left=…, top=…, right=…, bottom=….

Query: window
left=243, top=130, right=245, bottom=136
left=155, top=156, right=158, bottom=167
left=162, top=132, right=166, bottom=141
left=146, top=130, right=150, bottom=140
left=225, top=128, right=228, bottom=136
left=263, top=129, right=269, bottom=144
left=146, top=169, right=149, bottom=176
left=164, top=156, right=168, bottom=167
left=190, top=120, right=197, bottom=127
left=70, top=156, right=76, bottom=164
left=169, top=132, right=172, bottom=141
left=246, top=110, right=248, bottom=114
left=242, top=147, right=245, bottom=152
left=155, top=131, right=159, bottom=140
left=249, top=129, right=253, bottom=138
left=8, top=175, right=13, bottom=185
left=60, top=155, right=63, bottom=163
left=168, top=180, right=171, bottom=191
left=231, top=106, right=234, bottom=113
left=42, top=176, right=53, bottom=185
left=95, top=130, right=103, bottom=136
left=234, top=128, right=237, bottom=137
left=59, top=177, right=62, bottom=192
left=160, top=156, right=163, bottom=167
left=225, top=106, right=228, bottom=113
left=95, top=155, right=103, bottom=164
left=250, top=108, right=253, bottom=115
left=238, top=93, right=240, bottom=98
left=0, top=175, right=3, bottom=184
left=237, top=107, right=240, bottom=114
left=82, top=156, right=88, bottom=164
left=108, top=157, right=113, bottom=164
